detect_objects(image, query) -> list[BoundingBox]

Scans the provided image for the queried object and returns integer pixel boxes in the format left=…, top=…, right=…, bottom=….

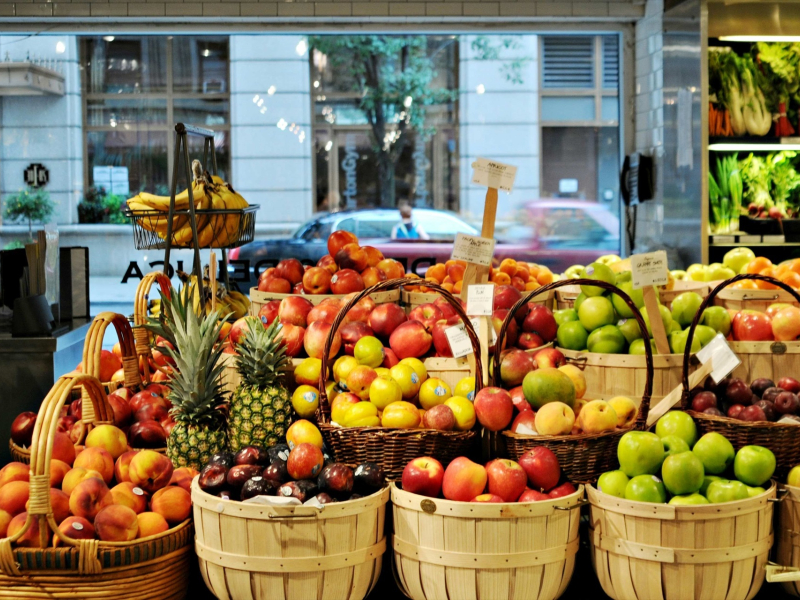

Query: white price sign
left=471, top=157, right=518, bottom=192
left=631, top=250, right=669, bottom=290
left=451, top=233, right=496, bottom=267
left=444, top=318, right=497, bottom=358
left=696, top=333, right=741, bottom=383
left=466, top=284, right=494, bottom=316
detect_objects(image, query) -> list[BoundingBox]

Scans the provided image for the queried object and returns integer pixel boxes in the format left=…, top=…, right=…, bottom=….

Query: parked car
left=227, top=205, right=619, bottom=289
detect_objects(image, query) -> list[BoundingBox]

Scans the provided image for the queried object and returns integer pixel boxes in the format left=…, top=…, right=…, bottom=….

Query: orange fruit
left=755, top=268, right=778, bottom=289
left=536, top=267, right=554, bottom=285
left=525, top=281, right=540, bottom=290
left=442, top=282, right=454, bottom=292
left=779, top=271, right=800, bottom=288
left=732, top=280, right=758, bottom=290
left=453, top=280, right=463, bottom=294
left=492, top=272, right=511, bottom=286
left=447, top=263, right=466, bottom=283
left=515, top=266, right=530, bottom=282
left=426, top=264, right=446, bottom=283
left=744, top=257, right=772, bottom=274
left=499, top=259, right=517, bottom=276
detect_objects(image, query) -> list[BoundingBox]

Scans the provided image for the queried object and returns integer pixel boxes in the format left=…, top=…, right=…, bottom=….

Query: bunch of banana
left=175, top=268, right=250, bottom=320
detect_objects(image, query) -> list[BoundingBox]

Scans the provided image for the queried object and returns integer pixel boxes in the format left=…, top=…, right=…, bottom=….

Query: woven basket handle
left=679, top=273, right=800, bottom=408
left=316, top=277, right=483, bottom=423
left=493, top=278, right=654, bottom=431
left=133, top=272, right=173, bottom=383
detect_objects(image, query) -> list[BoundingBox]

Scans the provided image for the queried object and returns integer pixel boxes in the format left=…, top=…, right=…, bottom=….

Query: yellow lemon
left=454, top=376, right=476, bottom=402
left=389, top=363, right=422, bottom=400
left=294, top=358, right=325, bottom=387
left=369, top=376, right=402, bottom=410
left=445, top=396, right=476, bottom=431
left=291, top=385, right=320, bottom=418
left=286, top=419, right=323, bottom=449
left=419, top=377, right=452, bottom=410
left=343, top=401, right=380, bottom=427
left=398, top=357, right=427, bottom=384
left=333, top=355, right=359, bottom=388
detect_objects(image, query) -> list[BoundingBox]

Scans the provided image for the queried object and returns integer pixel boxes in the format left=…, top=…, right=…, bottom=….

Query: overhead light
left=55, top=41, right=66, bottom=54
left=267, top=85, right=276, bottom=95
left=103, top=36, right=115, bottom=42
left=202, top=49, right=211, bottom=57
left=476, top=84, right=485, bottom=94
left=296, top=39, right=307, bottom=56
left=313, top=80, right=319, bottom=88
left=718, top=35, right=800, bottom=42
left=324, top=140, right=333, bottom=151
left=709, top=142, right=800, bottom=151
left=404, top=96, right=413, bottom=108
left=252, top=94, right=260, bottom=103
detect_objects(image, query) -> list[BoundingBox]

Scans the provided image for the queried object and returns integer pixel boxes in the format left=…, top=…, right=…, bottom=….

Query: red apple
left=10, top=412, right=36, bottom=446
left=401, top=457, right=444, bottom=497
left=499, top=349, right=536, bottom=387
left=485, top=459, right=527, bottom=502
left=441, top=457, right=487, bottom=502
left=304, top=321, right=341, bottom=360
left=342, top=294, right=376, bottom=325
left=431, top=318, right=460, bottom=358
left=307, top=302, right=341, bottom=325
left=548, top=482, right=576, bottom=499
left=691, top=391, right=717, bottom=412
left=490, top=309, right=518, bottom=349
left=327, top=230, right=359, bottom=259
left=517, top=332, right=545, bottom=351
left=522, top=305, right=558, bottom=342
left=772, top=306, right=800, bottom=341
left=330, top=269, right=365, bottom=295
left=473, top=387, right=514, bottom=432
left=740, top=404, right=767, bottom=422
left=409, top=303, right=444, bottom=332
left=519, top=488, right=550, bottom=502
left=779, top=377, right=800, bottom=394
left=510, top=386, right=531, bottom=412
left=471, top=494, right=504, bottom=503
left=340, top=322, right=374, bottom=355
left=533, top=347, right=566, bottom=369
left=493, top=284, right=522, bottom=311
left=732, top=310, right=773, bottom=342
left=276, top=258, right=305, bottom=285
left=389, top=320, right=432, bottom=360
left=727, top=404, right=746, bottom=419
left=278, top=296, right=314, bottom=327
left=369, top=303, right=407, bottom=339
left=518, top=447, right=561, bottom=492
left=257, top=300, right=281, bottom=326
left=511, top=411, right=537, bottom=434
left=433, top=296, right=458, bottom=320
left=382, top=348, right=400, bottom=368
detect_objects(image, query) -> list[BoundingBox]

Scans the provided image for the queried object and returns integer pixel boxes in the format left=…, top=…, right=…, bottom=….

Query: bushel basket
left=0, top=374, right=192, bottom=600
left=680, top=274, right=800, bottom=478
left=496, top=278, right=654, bottom=484
left=317, top=278, right=479, bottom=480
left=769, top=483, right=800, bottom=595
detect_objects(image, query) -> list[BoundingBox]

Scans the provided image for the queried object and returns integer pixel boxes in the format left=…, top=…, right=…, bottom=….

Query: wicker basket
left=401, top=287, right=555, bottom=314
left=316, top=277, right=480, bottom=480
left=769, top=484, right=800, bottom=595
left=10, top=312, right=144, bottom=464
left=0, top=374, right=192, bottom=599
left=133, top=271, right=174, bottom=385
left=587, top=482, right=776, bottom=600
left=681, top=274, right=800, bottom=478
left=715, top=284, right=800, bottom=312
left=249, top=287, right=400, bottom=318
left=192, top=478, right=388, bottom=600
left=496, top=278, right=654, bottom=484
left=391, top=482, right=583, bottom=600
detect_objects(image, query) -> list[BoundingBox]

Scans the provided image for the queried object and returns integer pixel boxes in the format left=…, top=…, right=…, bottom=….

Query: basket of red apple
left=494, top=278, right=654, bottom=484
left=680, top=274, right=800, bottom=477
left=392, top=450, right=582, bottom=600
left=313, top=278, right=482, bottom=480
left=132, top=271, right=175, bottom=385
left=769, top=465, right=800, bottom=595
left=193, top=441, right=388, bottom=600
left=250, top=229, right=402, bottom=313
left=0, top=374, right=193, bottom=599
left=8, top=312, right=172, bottom=464
left=589, top=412, right=776, bottom=600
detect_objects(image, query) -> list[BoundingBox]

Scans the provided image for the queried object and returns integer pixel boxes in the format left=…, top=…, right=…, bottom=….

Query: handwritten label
left=467, top=284, right=494, bottom=316
left=696, top=333, right=741, bottom=384
left=445, top=318, right=497, bottom=358
left=451, top=233, right=496, bottom=267
left=471, top=157, right=518, bottom=192
left=631, top=250, right=669, bottom=290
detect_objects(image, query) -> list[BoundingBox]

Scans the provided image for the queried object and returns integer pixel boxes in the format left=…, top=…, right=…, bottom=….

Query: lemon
left=444, top=396, right=476, bottom=431
left=454, top=376, right=476, bottom=402
left=291, top=385, right=320, bottom=418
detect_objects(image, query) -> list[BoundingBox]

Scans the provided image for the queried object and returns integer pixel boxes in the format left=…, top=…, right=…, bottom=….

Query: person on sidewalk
left=391, top=201, right=429, bottom=240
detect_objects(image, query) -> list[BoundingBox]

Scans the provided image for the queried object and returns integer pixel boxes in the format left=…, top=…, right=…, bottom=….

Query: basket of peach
left=0, top=375, right=193, bottom=599
left=392, top=450, right=582, bottom=600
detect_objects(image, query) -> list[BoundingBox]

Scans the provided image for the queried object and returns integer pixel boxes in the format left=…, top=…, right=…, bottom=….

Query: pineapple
left=146, top=285, right=228, bottom=470
left=229, top=317, right=291, bottom=451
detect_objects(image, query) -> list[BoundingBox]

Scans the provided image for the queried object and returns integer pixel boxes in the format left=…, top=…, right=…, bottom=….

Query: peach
left=257, top=299, right=281, bottom=326
left=303, top=266, right=333, bottom=295
left=52, top=431, right=76, bottom=466
left=558, top=364, right=586, bottom=399
left=0, top=480, right=30, bottom=516
left=362, top=246, right=385, bottom=268
left=304, top=321, right=342, bottom=360
left=369, top=303, right=408, bottom=339
left=335, top=243, right=368, bottom=272
left=69, top=477, right=112, bottom=520
left=95, top=505, right=138, bottom=542
left=307, top=302, right=341, bottom=325
left=169, top=467, right=199, bottom=493
left=258, top=276, right=292, bottom=294
left=137, top=511, right=169, bottom=538
left=608, top=396, right=638, bottom=428
left=346, top=365, right=379, bottom=401
left=276, top=258, right=305, bottom=285
left=0, top=509, right=11, bottom=537
left=328, top=230, right=359, bottom=257
left=317, top=254, right=339, bottom=275
left=534, top=402, right=575, bottom=436
left=110, top=482, right=148, bottom=514
left=442, top=457, right=488, bottom=502
left=56, top=516, right=95, bottom=545
left=85, top=424, right=128, bottom=460
left=8, top=512, right=38, bottom=547
left=389, top=320, right=432, bottom=360
left=112, top=341, right=123, bottom=359
left=279, top=296, right=314, bottom=327
left=576, top=400, right=617, bottom=434
left=150, top=486, right=191, bottom=525
left=62, top=468, right=104, bottom=496
left=74, top=447, right=115, bottom=484
left=377, top=259, right=405, bottom=280
left=0, top=462, right=30, bottom=489
left=98, top=349, right=123, bottom=382
left=330, top=269, right=365, bottom=294
left=128, top=450, right=174, bottom=494
left=28, top=488, right=70, bottom=525
left=381, top=401, right=421, bottom=429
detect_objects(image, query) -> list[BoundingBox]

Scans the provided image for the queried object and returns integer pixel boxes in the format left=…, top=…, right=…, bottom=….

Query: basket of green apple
left=493, top=278, right=655, bottom=484
left=589, top=412, right=777, bottom=600
left=680, top=273, right=800, bottom=478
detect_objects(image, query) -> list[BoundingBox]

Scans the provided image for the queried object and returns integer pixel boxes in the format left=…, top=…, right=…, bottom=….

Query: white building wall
left=458, top=35, right=539, bottom=221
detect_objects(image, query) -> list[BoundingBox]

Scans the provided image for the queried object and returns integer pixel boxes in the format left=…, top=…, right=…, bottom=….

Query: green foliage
left=77, top=186, right=128, bottom=224
left=3, top=241, right=23, bottom=250
left=470, top=36, right=531, bottom=85
left=3, top=187, right=54, bottom=239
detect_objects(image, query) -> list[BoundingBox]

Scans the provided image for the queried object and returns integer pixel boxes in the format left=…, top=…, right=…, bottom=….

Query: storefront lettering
left=413, top=137, right=430, bottom=206
left=341, top=133, right=358, bottom=207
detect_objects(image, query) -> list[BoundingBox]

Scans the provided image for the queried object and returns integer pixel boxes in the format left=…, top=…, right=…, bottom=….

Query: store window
left=81, top=36, right=231, bottom=197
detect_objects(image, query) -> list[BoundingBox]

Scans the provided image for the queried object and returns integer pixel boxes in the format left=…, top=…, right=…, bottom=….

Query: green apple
left=661, top=435, right=690, bottom=456
left=668, top=320, right=683, bottom=334
left=669, top=493, right=710, bottom=505
left=701, top=306, right=732, bottom=336
left=655, top=411, right=698, bottom=448
left=574, top=292, right=588, bottom=312
left=564, top=265, right=584, bottom=279
left=692, top=432, right=735, bottom=475
left=617, top=431, right=666, bottom=477
left=733, top=445, right=776, bottom=487
left=618, top=319, right=643, bottom=344
left=704, top=263, right=736, bottom=282
left=578, top=296, right=616, bottom=332
left=723, top=247, right=756, bottom=274
left=554, top=308, right=578, bottom=326
left=669, top=330, right=701, bottom=355
left=615, top=270, right=632, bottom=285
left=662, top=451, right=705, bottom=495
left=746, top=485, right=766, bottom=498
left=706, top=480, right=749, bottom=503
left=642, top=304, right=673, bottom=337
left=598, top=470, right=630, bottom=499
left=628, top=338, right=656, bottom=355
left=612, top=281, right=636, bottom=318
left=671, top=270, right=688, bottom=281
left=694, top=325, right=717, bottom=348
left=557, top=321, right=589, bottom=351
left=587, top=325, right=627, bottom=354
left=787, top=465, right=800, bottom=488
left=580, top=262, right=616, bottom=297
left=671, top=292, right=704, bottom=328
left=699, top=475, right=727, bottom=496
left=597, top=254, right=622, bottom=266
left=687, top=264, right=707, bottom=282
left=625, top=475, right=667, bottom=503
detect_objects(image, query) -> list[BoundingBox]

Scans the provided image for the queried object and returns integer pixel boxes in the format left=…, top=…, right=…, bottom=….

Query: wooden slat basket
left=317, top=278, right=479, bottom=480
left=714, top=284, right=800, bottom=312
left=192, top=478, right=389, bottom=600
left=10, top=312, right=144, bottom=464
left=133, top=271, right=174, bottom=384
left=681, top=274, right=800, bottom=478
left=0, top=374, right=193, bottom=600
left=728, top=340, right=800, bottom=382
left=555, top=284, right=581, bottom=310
left=768, top=484, right=800, bottom=596
left=249, top=287, right=400, bottom=318
left=497, top=279, right=655, bottom=483
left=587, top=482, right=776, bottom=600
left=391, top=482, right=583, bottom=600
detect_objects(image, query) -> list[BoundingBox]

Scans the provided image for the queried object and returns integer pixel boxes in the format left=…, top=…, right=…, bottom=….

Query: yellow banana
left=196, top=222, right=215, bottom=248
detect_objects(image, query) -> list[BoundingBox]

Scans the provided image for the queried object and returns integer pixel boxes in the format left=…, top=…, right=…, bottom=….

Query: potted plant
left=2, top=187, right=54, bottom=240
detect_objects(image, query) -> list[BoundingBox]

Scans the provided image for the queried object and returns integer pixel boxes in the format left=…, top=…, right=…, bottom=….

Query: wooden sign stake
left=210, top=252, right=217, bottom=314
left=642, top=286, right=671, bottom=355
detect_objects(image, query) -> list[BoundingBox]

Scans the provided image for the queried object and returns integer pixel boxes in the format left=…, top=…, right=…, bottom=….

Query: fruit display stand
left=586, top=482, right=776, bottom=600
left=317, top=278, right=480, bottom=480
left=0, top=375, right=193, bottom=599
left=133, top=271, right=173, bottom=385
left=497, top=279, right=654, bottom=483
left=681, top=274, right=800, bottom=477
left=249, top=287, right=400, bottom=318
left=10, top=312, right=143, bottom=464
left=191, top=478, right=389, bottom=600
left=769, top=483, right=800, bottom=595
left=391, top=481, right=583, bottom=600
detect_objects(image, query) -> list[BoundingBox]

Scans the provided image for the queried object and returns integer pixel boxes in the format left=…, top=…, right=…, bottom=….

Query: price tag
left=696, top=333, right=741, bottom=384
left=445, top=318, right=497, bottom=358
left=451, top=233, right=496, bottom=267
left=631, top=250, right=669, bottom=290
left=467, top=284, right=494, bottom=316
left=471, top=157, right=518, bottom=192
